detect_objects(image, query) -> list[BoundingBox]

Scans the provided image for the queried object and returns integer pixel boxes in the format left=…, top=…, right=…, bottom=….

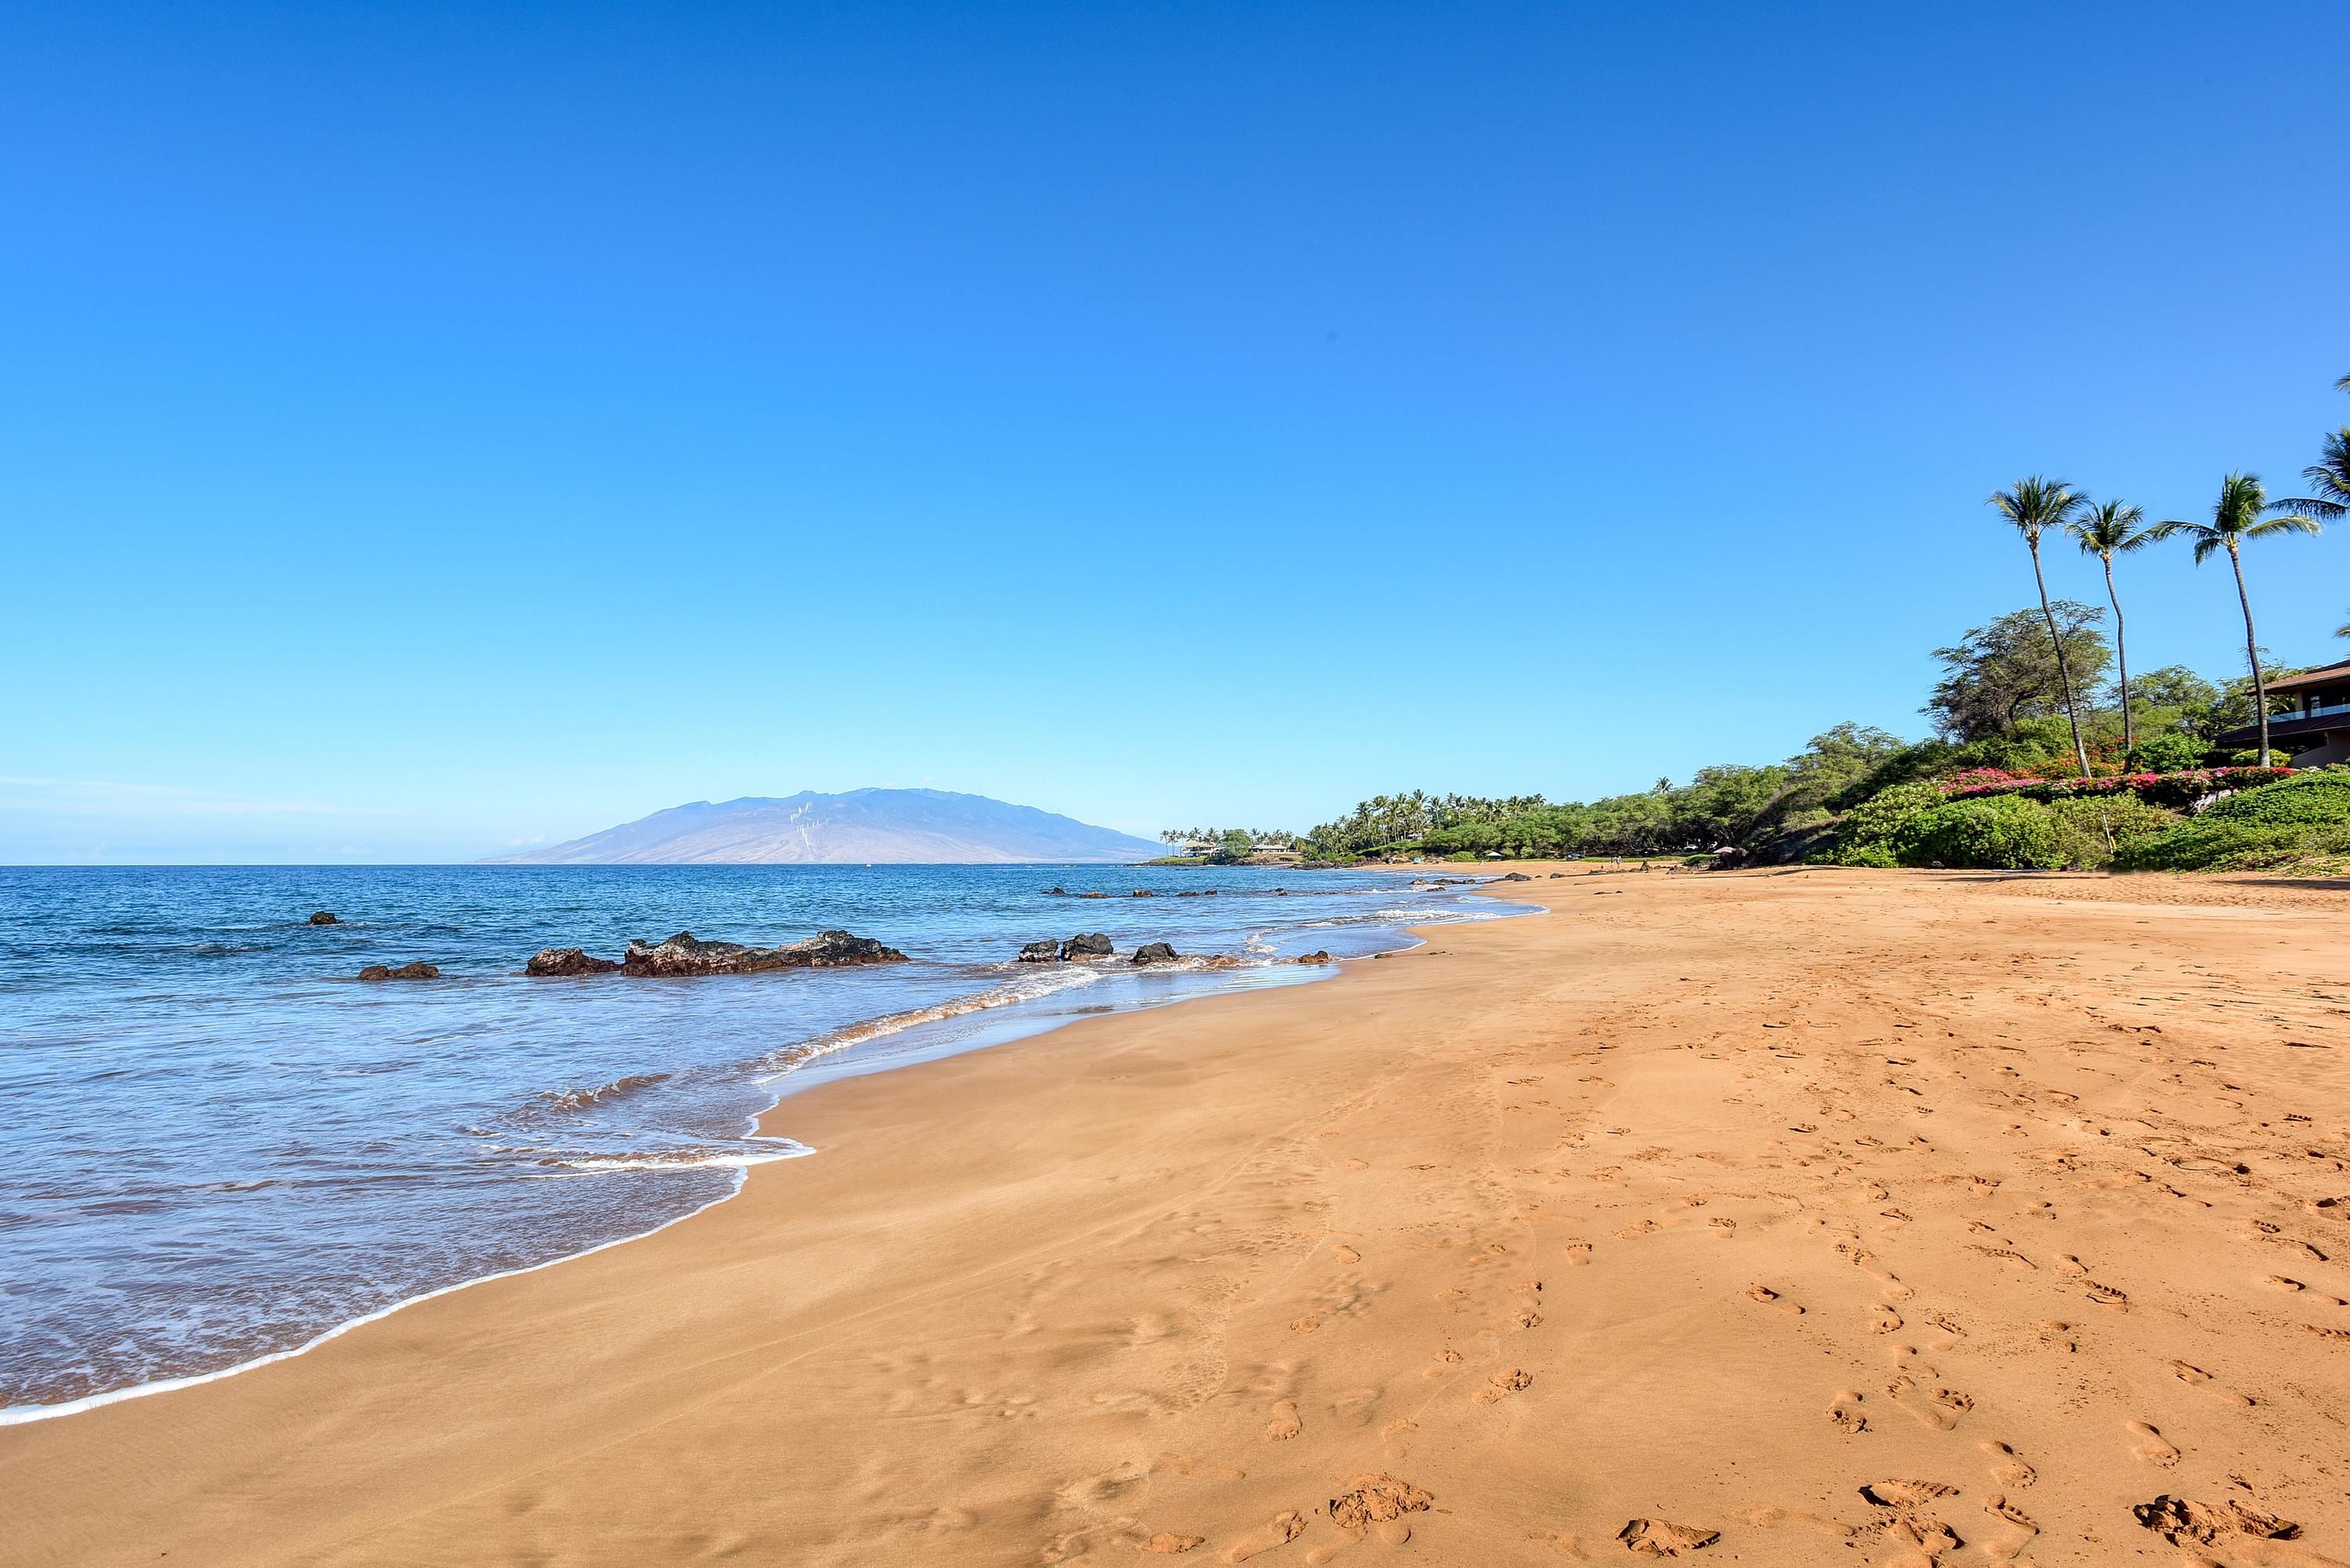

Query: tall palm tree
left=1987, top=476, right=2092, bottom=777
left=2066, top=499, right=2156, bottom=753
left=2153, top=473, right=2323, bottom=765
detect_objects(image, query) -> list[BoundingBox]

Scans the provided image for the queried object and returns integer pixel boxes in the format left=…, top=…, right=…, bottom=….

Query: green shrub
left=2117, top=770, right=2350, bottom=870
left=2200, top=768, right=2350, bottom=826
left=1893, top=794, right=2064, bottom=869
left=2127, top=732, right=2207, bottom=773
left=1832, top=781, right=1944, bottom=862
left=2045, top=795, right=2181, bottom=869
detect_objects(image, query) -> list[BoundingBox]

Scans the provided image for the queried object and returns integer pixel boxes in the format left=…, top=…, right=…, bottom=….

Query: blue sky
left=5, top=2, right=2346, bottom=862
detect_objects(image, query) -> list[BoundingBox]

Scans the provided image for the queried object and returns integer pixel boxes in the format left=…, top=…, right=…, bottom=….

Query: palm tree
left=2281, top=427, right=2350, bottom=522
left=2066, top=499, right=2157, bottom=754
left=1987, top=476, right=2092, bottom=777
left=2153, top=473, right=2323, bottom=765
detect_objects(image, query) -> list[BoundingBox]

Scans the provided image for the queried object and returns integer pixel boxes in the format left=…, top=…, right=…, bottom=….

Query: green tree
left=2153, top=473, right=2323, bottom=765
left=1988, top=476, right=2094, bottom=776
left=2066, top=499, right=2157, bottom=753
left=1925, top=604, right=2110, bottom=745
left=1212, top=828, right=1256, bottom=864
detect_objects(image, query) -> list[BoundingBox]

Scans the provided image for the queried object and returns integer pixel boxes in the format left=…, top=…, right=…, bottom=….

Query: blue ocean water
left=0, top=863, right=1509, bottom=1414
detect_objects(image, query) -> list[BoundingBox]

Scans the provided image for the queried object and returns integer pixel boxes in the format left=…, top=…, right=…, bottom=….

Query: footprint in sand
left=1334, top=1245, right=1361, bottom=1265
left=1288, top=1316, right=1321, bottom=1335
left=1263, top=1400, right=1302, bottom=1441
left=1473, top=1368, right=1532, bottom=1405
left=2168, top=1360, right=2253, bottom=1405
left=1422, top=1349, right=1462, bottom=1380
left=1145, top=1532, right=1206, bottom=1554
left=1857, top=1479, right=1956, bottom=1508
left=1746, top=1283, right=1804, bottom=1315
left=2037, top=1320, right=2077, bottom=1353
left=1221, top=1512, right=1304, bottom=1563
left=1620, top=1219, right=1661, bottom=1240
left=1885, top=1374, right=1972, bottom=1429
left=2084, top=1281, right=2129, bottom=1312
left=1870, top=1304, right=1903, bottom=1334
left=1564, top=1241, right=1593, bottom=1265
left=1979, top=1440, right=2036, bottom=1487
left=1981, top=1494, right=2039, bottom=1558
left=2125, top=1420, right=2180, bottom=1467
left=1828, top=1389, right=1869, bottom=1433
left=1615, top=1518, right=1719, bottom=1556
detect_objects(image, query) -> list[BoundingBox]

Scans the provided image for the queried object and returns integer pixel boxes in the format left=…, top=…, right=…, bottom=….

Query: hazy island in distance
left=480, top=788, right=1167, bottom=865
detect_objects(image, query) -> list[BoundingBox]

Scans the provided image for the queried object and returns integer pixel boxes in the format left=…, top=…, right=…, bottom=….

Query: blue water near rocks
left=0, top=862, right=1512, bottom=1416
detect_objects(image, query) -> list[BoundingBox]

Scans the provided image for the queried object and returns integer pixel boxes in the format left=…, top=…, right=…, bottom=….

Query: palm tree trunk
left=2102, top=553, right=2133, bottom=755
left=2229, top=542, right=2270, bottom=765
left=2032, top=537, right=2092, bottom=777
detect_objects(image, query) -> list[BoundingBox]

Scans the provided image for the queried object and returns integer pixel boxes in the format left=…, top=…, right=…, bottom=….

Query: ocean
left=0, top=862, right=1514, bottom=1419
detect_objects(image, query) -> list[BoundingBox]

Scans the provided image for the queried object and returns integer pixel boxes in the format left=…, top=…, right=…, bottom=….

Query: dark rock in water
left=526, top=947, right=621, bottom=977
left=1498, top=872, right=1531, bottom=881
left=358, top=962, right=439, bottom=981
left=1017, top=939, right=1061, bottom=963
left=1060, top=932, right=1114, bottom=960
left=1292, top=949, right=1332, bottom=965
left=620, top=929, right=909, bottom=976
left=1080, top=891, right=1109, bottom=900
left=1045, top=887, right=1068, bottom=896
left=1177, top=890, right=1200, bottom=898
left=1131, top=941, right=1179, bottom=964
left=308, top=910, right=340, bottom=926
left=1131, top=889, right=1154, bottom=898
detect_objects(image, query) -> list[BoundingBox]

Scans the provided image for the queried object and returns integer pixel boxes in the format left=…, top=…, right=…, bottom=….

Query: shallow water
left=0, top=862, right=1509, bottom=1413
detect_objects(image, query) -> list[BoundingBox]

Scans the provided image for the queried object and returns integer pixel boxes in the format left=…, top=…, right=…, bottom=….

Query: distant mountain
left=483, top=789, right=1164, bottom=865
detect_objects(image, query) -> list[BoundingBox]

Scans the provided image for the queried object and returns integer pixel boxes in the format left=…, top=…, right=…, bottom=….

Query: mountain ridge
left=482, top=788, right=1163, bottom=865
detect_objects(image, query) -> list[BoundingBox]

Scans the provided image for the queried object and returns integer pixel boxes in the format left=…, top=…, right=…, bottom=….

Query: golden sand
left=9, top=866, right=2350, bottom=1565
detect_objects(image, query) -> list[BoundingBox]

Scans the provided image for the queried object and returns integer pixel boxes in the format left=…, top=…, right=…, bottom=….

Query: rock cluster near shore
left=623, top=930, right=908, bottom=975
left=526, top=948, right=622, bottom=977
left=1131, top=941, right=1178, bottom=964
left=357, top=962, right=439, bottom=981
left=521, top=930, right=908, bottom=977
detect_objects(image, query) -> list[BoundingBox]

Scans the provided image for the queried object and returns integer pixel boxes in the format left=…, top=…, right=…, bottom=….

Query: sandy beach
left=10, top=865, right=2350, bottom=1566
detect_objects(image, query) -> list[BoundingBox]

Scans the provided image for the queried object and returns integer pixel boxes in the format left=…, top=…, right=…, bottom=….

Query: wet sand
left=9, top=865, right=2350, bottom=1566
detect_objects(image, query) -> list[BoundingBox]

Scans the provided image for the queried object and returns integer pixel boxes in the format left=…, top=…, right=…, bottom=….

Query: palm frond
left=2243, top=511, right=2323, bottom=540
left=2338, top=370, right=2350, bottom=393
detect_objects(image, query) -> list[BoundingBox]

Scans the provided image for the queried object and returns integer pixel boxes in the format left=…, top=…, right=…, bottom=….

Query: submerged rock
left=1060, top=932, right=1114, bottom=960
left=1131, top=941, right=1179, bottom=964
left=1017, top=939, right=1061, bottom=963
left=620, top=929, right=909, bottom=977
left=307, top=911, right=339, bottom=925
left=358, top=962, right=439, bottom=981
left=526, top=947, right=621, bottom=977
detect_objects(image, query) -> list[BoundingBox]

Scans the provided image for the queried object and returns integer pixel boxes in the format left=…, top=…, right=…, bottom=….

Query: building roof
left=2263, top=659, right=2350, bottom=695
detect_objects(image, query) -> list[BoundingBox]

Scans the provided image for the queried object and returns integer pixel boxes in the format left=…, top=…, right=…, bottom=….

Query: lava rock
left=1131, top=941, right=1179, bottom=964
left=526, top=947, right=621, bottom=977
left=1060, top=932, right=1114, bottom=959
left=1131, top=889, right=1154, bottom=897
left=358, top=962, right=439, bottom=981
left=1017, top=939, right=1061, bottom=963
left=1292, top=949, right=1333, bottom=964
left=620, top=929, right=909, bottom=976
left=1080, top=891, right=1109, bottom=899
left=308, top=911, right=340, bottom=925
left=1498, top=872, right=1531, bottom=881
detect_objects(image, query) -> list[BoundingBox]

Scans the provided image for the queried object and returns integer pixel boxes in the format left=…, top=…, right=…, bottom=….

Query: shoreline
left=11, top=865, right=2350, bottom=1565
left=1, top=874, right=1506, bottom=1428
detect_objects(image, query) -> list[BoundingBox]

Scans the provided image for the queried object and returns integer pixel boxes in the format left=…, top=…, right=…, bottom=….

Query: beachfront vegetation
left=1282, top=373, right=2350, bottom=876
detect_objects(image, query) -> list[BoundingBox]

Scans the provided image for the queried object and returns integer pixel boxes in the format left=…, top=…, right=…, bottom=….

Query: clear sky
left=5, top=2, right=2347, bottom=862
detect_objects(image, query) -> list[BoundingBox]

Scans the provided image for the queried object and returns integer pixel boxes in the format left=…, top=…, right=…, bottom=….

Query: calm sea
left=0, top=862, right=1513, bottom=1418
